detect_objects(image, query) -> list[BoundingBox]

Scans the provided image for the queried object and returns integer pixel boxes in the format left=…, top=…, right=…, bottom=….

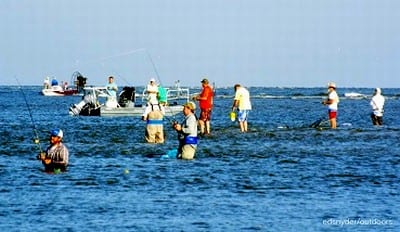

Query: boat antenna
left=15, top=77, right=44, bottom=154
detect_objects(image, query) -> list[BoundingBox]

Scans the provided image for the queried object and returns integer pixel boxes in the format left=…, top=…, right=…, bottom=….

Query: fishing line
left=144, top=49, right=180, bottom=123
left=15, top=77, right=44, bottom=154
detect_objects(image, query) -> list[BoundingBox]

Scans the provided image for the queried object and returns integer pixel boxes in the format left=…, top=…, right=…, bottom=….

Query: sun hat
left=50, top=129, right=63, bottom=138
left=327, top=82, right=336, bottom=89
left=183, top=101, right=196, bottom=111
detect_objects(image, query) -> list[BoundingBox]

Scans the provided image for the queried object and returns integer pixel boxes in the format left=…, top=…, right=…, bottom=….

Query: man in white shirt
left=142, top=78, right=162, bottom=120
left=232, top=84, right=252, bottom=132
left=322, top=82, right=339, bottom=129
left=146, top=78, right=159, bottom=104
left=370, top=88, right=385, bottom=126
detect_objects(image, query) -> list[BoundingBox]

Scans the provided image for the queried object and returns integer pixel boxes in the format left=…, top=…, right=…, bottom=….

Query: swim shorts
left=238, top=110, right=250, bottom=122
left=328, top=109, right=337, bottom=119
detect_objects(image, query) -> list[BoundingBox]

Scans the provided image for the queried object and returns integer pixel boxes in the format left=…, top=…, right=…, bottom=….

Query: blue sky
left=1, top=0, right=399, bottom=87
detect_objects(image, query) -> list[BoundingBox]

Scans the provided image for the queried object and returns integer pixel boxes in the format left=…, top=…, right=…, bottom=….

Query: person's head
left=182, top=101, right=196, bottom=115
left=149, top=78, right=156, bottom=85
left=50, top=128, right=63, bottom=144
left=234, top=84, right=241, bottom=92
left=374, top=87, right=382, bottom=95
left=327, top=82, right=336, bottom=91
left=201, top=78, right=209, bottom=86
left=108, top=76, right=114, bottom=83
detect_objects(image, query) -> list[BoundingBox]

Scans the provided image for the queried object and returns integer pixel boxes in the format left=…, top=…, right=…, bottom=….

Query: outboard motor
left=118, top=86, right=135, bottom=107
left=72, top=71, right=87, bottom=92
left=69, top=93, right=96, bottom=115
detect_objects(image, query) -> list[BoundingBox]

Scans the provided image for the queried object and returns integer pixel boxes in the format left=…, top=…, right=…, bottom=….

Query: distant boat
left=41, top=71, right=87, bottom=96
left=344, top=92, right=367, bottom=99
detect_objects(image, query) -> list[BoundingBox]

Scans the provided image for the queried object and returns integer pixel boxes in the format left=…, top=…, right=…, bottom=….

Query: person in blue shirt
left=51, top=77, right=58, bottom=86
left=105, top=76, right=118, bottom=98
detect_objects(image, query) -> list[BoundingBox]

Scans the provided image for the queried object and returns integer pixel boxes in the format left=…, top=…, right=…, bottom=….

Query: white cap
left=327, top=82, right=336, bottom=89
left=50, top=129, right=63, bottom=138
left=375, top=88, right=381, bottom=94
left=150, top=78, right=156, bottom=83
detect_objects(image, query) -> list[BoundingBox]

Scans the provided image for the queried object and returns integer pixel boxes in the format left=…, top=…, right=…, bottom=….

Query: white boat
left=69, top=85, right=190, bottom=117
left=41, top=71, right=87, bottom=96
left=344, top=92, right=367, bottom=99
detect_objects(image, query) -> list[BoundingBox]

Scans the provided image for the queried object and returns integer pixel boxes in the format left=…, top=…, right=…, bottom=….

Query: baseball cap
left=183, top=101, right=196, bottom=111
left=201, top=78, right=209, bottom=84
left=50, top=129, right=63, bottom=138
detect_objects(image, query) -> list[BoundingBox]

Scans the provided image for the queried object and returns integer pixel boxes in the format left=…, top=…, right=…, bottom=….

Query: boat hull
left=100, top=104, right=183, bottom=117
left=42, top=89, right=79, bottom=96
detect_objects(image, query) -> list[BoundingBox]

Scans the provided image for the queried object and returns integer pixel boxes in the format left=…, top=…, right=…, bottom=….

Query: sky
left=1, top=0, right=399, bottom=87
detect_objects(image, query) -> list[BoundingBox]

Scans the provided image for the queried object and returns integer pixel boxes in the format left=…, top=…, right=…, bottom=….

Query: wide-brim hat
left=327, top=82, right=336, bottom=89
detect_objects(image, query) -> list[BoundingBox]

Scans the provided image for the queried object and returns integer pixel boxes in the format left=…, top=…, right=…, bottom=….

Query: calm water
left=0, top=86, right=399, bottom=231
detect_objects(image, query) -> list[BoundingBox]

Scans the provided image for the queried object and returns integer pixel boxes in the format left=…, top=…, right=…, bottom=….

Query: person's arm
left=322, top=92, right=334, bottom=105
left=322, top=98, right=333, bottom=105
left=232, top=99, right=239, bottom=111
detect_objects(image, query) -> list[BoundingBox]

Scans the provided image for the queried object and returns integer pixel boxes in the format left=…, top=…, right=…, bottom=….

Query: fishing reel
left=36, top=152, right=46, bottom=160
left=33, top=138, right=40, bottom=144
left=171, top=120, right=179, bottom=129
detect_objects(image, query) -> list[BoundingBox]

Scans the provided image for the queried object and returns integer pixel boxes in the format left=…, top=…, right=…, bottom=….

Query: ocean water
left=0, top=86, right=399, bottom=231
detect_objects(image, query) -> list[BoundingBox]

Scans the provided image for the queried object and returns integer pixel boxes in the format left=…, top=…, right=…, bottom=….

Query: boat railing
left=140, top=87, right=190, bottom=105
left=83, top=87, right=111, bottom=98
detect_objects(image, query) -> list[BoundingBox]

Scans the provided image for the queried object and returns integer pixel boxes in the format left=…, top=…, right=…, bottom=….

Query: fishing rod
left=145, top=49, right=161, bottom=84
left=15, top=78, right=44, bottom=154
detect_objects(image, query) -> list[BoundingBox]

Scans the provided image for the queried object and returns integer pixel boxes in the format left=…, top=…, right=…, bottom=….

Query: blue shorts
left=238, top=110, right=250, bottom=122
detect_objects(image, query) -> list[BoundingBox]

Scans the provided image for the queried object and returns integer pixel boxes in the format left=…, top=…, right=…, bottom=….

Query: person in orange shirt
left=193, top=78, right=214, bottom=136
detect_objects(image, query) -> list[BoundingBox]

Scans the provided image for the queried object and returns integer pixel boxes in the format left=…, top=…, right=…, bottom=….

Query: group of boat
left=40, top=71, right=190, bottom=117
left=42, top=71, right=369, bottom=118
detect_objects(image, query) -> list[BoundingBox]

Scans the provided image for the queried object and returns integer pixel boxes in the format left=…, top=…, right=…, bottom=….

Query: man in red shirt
left=193, top=78, right=214, bottom=135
